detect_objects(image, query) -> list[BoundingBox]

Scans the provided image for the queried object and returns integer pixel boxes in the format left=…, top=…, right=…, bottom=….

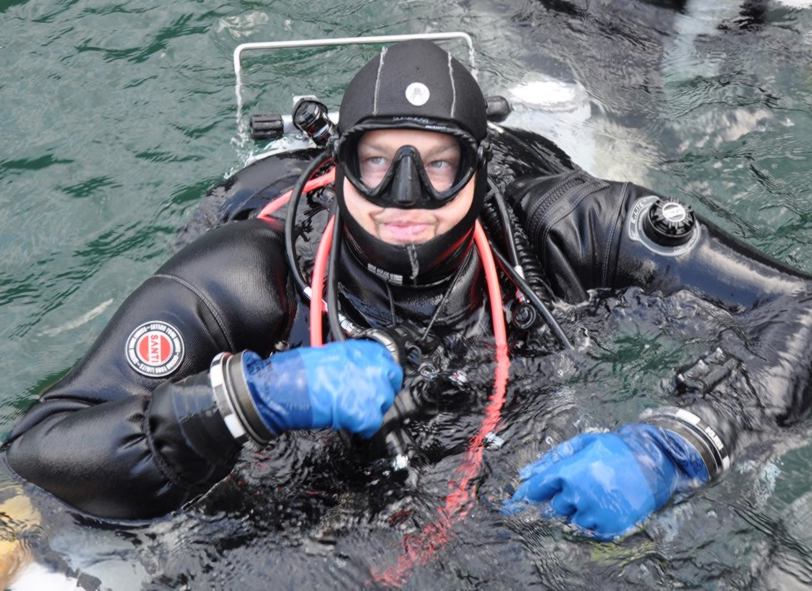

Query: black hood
left=335, top=40, right=489, bottom=287
left=338, top=40, right=487, bottom=141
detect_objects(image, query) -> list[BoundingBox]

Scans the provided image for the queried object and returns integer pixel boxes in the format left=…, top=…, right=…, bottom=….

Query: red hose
left=372, top=220, right=510, bottom=587
left=255, top=165, right=336, bottom=345
left=306, top=214, right=510, bottom=587
left=309, top=216, right=335, bottom=347
left=257, top=167, right=336, bottom=221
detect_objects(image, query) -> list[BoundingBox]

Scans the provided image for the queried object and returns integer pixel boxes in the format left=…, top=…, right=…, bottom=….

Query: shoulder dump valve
left=249, top=113, right=284, bottom=141
left=642, top=199, right=697, bottom=246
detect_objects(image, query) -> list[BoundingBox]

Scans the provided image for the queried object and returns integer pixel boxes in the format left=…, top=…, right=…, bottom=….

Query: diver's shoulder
left=505, top=169, right=612, bottom=213
left=157, top=218, right=286, bottom=280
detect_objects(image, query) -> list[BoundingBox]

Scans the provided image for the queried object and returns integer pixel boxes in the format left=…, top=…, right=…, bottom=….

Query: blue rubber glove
left=242, top=340, right=403, bottom=438
left=504, top=424, right=709, bottom=540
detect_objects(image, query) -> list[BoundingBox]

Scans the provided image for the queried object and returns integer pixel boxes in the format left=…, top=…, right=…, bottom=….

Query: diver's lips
left=376, top=221, right=434, bottom=243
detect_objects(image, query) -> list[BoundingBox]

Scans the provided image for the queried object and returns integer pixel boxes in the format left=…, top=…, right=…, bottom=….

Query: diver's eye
left=425, top=158, right=459, bottom=191
left=427, top=159, right=453, bottom=170
left=365, top=155, right=389, bottom=168
left=359, top=155, right=391, bottom=188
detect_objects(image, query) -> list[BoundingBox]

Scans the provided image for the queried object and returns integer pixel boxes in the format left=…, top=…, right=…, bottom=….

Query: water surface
left=1, top=0, right=811, bottom=589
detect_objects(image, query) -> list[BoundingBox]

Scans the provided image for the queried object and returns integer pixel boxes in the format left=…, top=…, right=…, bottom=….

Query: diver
left=3, top=40, right=811, bottom=546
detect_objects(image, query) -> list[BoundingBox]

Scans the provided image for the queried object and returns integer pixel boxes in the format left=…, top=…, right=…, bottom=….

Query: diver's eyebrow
left=423, top=142, right=459, bottom=158
left=358, top=139, right=458, bottom=157
left=357, top=140, right=388, bottom=153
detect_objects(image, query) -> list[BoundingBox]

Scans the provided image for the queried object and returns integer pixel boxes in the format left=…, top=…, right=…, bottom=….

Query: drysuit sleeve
left=507, top=170, right=812, bottom=474
left=3, top=218, right=296, bottom=519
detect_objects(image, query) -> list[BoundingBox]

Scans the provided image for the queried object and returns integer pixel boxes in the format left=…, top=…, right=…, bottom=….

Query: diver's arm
left=505, top=172, right=810, bottom=538
left=508, top=171, right=812, bottom=465
left=507, top=170, right=810, bottom=305
left=4, top=219, right=296, bottom=519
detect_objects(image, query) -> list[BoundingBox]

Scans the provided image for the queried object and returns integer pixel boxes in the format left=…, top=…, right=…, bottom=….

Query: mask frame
left=336, top=118, right=487, bottom=210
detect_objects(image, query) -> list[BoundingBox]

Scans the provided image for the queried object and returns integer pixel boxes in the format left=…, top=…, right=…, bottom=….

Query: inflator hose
left=481, top=195, right=555, bottom=302
left=480, top=187, right=571, bottom=349
left=285, top=151, right=334, bottom=299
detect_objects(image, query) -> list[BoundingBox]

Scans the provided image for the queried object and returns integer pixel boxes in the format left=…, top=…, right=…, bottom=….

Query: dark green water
left=1, top=1, right=812, bottom=589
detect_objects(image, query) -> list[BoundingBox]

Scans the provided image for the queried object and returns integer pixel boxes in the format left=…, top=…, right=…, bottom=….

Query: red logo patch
left=126, top=321, right=184, bottom=377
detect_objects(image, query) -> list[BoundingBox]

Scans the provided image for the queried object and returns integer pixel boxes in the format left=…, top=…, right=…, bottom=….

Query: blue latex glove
left=242, top=340, right=403, bottom=438
left=504, top=424, right=709, bottom=540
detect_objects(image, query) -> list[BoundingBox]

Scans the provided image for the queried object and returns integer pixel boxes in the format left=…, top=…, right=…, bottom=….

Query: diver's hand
left=241, top=341, right=403, bottom=438
left=504, top=424, right=709, bottom=540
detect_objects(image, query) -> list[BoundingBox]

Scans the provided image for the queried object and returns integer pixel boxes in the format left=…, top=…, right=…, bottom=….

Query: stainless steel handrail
left=232, top=32, right=476, bottom=132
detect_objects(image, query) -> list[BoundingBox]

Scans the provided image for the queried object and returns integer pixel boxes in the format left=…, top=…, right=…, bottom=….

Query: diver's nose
left=390, top=152, right=423, bottom=208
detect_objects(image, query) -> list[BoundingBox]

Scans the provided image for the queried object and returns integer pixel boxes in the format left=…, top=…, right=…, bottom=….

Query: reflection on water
left=1, top=0, right=812, bottom=589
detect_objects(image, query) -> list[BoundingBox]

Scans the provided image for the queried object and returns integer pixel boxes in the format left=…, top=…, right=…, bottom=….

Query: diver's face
left=342, top=129, right=476, bottom=246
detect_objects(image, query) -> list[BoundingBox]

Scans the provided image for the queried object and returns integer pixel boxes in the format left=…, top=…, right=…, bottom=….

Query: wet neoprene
left=338, top=40, right=487, bottom=141
left=6, top=125, right=811, bottom=522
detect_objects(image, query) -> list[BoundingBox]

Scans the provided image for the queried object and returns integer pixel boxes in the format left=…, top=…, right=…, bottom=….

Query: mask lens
left=357, top=139, right=463, bottom=192
left=357, top=151, right=391, bottom=191
left=421, top=143, right=461, bottom=192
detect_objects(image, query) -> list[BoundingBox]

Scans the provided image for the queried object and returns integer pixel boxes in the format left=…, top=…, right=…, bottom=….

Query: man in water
left=4, top=40, right=811, bottom=542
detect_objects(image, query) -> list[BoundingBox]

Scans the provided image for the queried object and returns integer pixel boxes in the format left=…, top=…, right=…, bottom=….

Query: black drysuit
left=5, top=164, right=811, bottom=520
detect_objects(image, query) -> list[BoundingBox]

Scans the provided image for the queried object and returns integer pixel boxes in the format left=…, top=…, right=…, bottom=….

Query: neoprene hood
left=338, top=40, right=487, bottom=140
left=336, top=40, right=489, bottom=286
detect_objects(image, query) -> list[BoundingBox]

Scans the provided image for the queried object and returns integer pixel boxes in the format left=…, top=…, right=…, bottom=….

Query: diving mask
left=336, top=119, right=486, bottom=210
